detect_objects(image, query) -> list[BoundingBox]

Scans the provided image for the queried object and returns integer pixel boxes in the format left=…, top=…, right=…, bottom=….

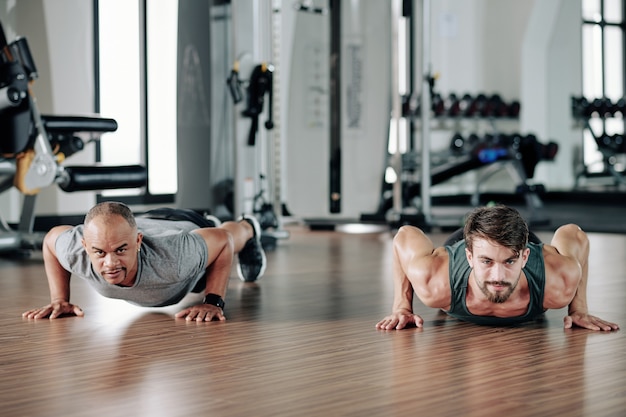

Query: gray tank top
left=444, top=240, right=545, bottom=325
left=55, top=218, right=209, bottom=307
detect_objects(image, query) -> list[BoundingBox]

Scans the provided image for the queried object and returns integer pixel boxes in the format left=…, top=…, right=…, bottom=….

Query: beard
left=479, top=279, right=517, bottom=303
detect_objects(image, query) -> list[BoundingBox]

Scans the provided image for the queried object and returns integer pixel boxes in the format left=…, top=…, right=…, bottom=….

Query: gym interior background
left=1, top=0, right=624, bottom=235
left=1, top=2, right=626, bottom=417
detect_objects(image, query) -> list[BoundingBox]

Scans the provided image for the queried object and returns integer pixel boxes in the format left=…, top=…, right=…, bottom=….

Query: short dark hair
left=84, top=201, right=136, bottom=229
left=463, top=205, right=528, bottom=257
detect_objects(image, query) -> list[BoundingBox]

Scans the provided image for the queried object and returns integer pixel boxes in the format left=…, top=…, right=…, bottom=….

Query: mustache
left=486, top=281, right=512, bottom=287
left=102, top=267, right=126, bottom=273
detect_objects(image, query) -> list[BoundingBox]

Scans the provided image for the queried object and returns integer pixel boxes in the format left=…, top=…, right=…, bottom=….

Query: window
left=96, top=0, right=178, bottom=201
left=581, top=0, right=625, bottom=174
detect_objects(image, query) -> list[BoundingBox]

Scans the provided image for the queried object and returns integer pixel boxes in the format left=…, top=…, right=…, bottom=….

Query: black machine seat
left=41, top=115, right=118, bottom=134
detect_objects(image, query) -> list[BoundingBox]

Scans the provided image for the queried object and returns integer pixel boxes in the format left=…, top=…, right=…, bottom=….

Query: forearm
left=391, top=248, right=414, bottom=312
left=568, top=245, right=590, bottom=315
left=568, top=273, right=589, bottom=315
left=202, top=250, right=231, bottom=298
left=391, top=278, right=414, bottom=312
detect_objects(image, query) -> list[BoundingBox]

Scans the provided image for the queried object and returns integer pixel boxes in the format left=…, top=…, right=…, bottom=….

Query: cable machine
left=228, top=0, right=289, bottom=249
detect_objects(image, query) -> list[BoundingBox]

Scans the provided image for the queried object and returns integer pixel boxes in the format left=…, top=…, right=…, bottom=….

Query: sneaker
left=203, top=213, right=222, bottom=228
left=237, top=214, right=267, bottom=282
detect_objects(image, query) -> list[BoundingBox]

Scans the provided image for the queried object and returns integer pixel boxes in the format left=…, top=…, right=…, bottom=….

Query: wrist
left=203, top=293, right=225, bottom=309
left=568, top=301, right=588, bottom=315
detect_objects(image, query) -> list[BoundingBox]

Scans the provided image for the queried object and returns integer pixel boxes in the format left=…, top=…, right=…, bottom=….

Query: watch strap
left=203, top=293, right=225, bottom=309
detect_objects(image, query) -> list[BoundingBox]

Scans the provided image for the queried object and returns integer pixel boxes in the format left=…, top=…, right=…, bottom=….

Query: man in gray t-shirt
left=23, top=202, right=266, bottom=322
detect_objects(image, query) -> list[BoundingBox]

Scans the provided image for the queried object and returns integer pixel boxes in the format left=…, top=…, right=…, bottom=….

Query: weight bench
left=0, top=22, right=147, bottom=254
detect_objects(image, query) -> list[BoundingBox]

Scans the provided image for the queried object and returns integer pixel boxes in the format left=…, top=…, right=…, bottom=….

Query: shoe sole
left=237, top=215, right=267, bottom=282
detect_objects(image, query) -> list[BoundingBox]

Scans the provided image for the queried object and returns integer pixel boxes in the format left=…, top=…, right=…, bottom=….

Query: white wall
left=521, top=0, right=582, bottom=189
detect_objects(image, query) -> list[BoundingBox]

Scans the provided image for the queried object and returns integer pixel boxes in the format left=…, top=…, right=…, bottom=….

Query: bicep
left=42, top=226, right=74, bottom=292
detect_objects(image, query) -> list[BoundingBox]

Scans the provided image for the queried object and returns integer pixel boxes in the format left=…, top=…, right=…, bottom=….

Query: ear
left=465, top=247, right=472, bottom=264
left=81, top=238, right=87, bottom=251
left=137, top=232, right=143, bottom=247
left=521, top=247, right=530, bottom=267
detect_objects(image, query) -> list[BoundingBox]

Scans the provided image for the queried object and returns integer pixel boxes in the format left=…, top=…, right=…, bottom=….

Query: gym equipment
left=572, top=95, right=625, bottom=119
left=446, top=93, right=461, bottom=117
left=227, top=60, right=287, bottom=248
left=417, top=92, right=523, bottom=119
left=572, top=95, right=626, bottom=186
left=362, top=132, right=558, bottom=225
left=241, top=62, right=274, bottom=146
left=0, top=21, right=147, bottom=254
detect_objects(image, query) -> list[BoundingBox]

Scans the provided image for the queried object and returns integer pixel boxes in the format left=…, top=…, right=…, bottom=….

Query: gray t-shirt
left=55, top=218, right=209, bottom=307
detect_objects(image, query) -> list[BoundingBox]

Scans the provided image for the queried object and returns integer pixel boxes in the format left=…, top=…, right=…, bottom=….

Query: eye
left=117, top=248, right=127, bottom=254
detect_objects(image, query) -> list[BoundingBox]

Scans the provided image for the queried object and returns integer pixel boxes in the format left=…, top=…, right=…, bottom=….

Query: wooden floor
left=1, top=225, right=625, bottom=417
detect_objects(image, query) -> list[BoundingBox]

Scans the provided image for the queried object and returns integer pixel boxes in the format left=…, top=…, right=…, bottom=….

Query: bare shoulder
left=412, top=246, right=451, bottom=308
left=541, top=244, right=582, bottom=308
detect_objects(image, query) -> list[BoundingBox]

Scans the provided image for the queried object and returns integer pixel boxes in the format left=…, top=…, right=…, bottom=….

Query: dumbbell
left=473, top=94, right=488, bottom=117
left=506, top=100, right=521, bottom=118
left=613, top=97, right=626, bottom=117
left=613, top=133, right=626, bottom=153
left=490, top=94, right=509, bottom=118
left=602, top=133, right=626, bottom=153
left=447, top=93, right=461, bottom=117
left=460, top=93, right=476, bottom=117
left=540, top=142, right=559, bottom=161
left=431, top=93, right=446, bottom=117
left=449, top=132, right=465, bottom=154
left=591, top=97, right=612, bottom=117
left=466, top=133, right=480, bottom=148
left=571, top=96, right=589, bottom=119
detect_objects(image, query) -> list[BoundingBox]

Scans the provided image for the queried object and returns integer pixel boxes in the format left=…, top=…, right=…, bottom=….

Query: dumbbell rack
left=362, top=99, right=558, bottom=228
left=414, top=116, right=553, bottom=222
left=369, top=0, right=549, bottom=229
left=572, top=96, right=626, bottom=187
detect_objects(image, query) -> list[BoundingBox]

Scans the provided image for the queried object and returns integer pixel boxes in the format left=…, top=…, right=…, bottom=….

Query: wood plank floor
left=1, top=225, right=624, bottom=417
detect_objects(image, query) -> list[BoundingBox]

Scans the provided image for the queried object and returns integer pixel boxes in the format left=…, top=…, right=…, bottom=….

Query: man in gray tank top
left=23, top=202, right=266, bottom=322
left=376, top=205, right=619, bottom=331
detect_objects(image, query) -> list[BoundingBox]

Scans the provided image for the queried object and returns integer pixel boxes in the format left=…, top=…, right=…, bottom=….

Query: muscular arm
left=376, top=226, right=450, bottom=330
left=22, top=226, right=84, bottom=319
left=545, top=224, right=619, bottom=331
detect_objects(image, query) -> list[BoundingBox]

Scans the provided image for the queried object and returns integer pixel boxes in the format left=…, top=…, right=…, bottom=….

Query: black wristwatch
left=203, top=293, right=225, bottom=309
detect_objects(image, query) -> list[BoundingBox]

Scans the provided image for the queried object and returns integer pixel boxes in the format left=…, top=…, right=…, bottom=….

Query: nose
left=489, top=263, right=505, bottom=280
left=103, top=252, right=118, bottom=267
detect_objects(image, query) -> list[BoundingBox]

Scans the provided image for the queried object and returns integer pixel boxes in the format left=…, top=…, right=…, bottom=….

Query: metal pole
left=329, top=0, right=341, bottom=213
left=390, top=0, right=402, bottom=214
left=269, top=0, right=289, bottom=239
left=420, top=0, right=432, bottom=224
